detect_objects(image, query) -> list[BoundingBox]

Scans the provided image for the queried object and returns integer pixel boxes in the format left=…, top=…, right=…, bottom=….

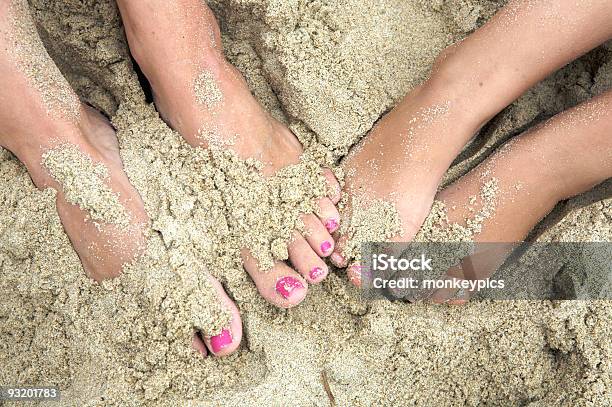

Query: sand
left=42, top=144, right=131, bottom=228
left=0, top=0, right=610, bottom=406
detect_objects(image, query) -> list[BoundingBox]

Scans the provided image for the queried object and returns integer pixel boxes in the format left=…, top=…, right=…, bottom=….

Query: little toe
left=301, top=214, right=334, bottom=257
left=330, top=235, right=349, bottom=268
left=315, top=197, right=340, bottom=234
left=288, top=232, right=329, bottom=284
left=347, top=262, right=363, bottom=287
left=322, top=168, right=342, bottom=204
left=192, top=334, right=208, bottom=357
left=242, top=249, right=308, bottom=308
left=201, top=276, right=243, bottom=357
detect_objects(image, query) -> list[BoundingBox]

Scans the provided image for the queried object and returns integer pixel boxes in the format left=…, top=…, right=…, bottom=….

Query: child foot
left=118, top=0, right=341, bottom=308
left=430, top=92, right=612, bottom=303
left=0, top=0, right=241, bottom=356
left=330, top=78, right=486, bottom=283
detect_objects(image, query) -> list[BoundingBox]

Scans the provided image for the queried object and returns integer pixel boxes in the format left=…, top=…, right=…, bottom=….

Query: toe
left=315, top=197, right=340, bottom=234
left=322, top=168, right=342, bottom=204
left=347, top=262, right=363, bottom=287
left=330, top=235, right=349, bottom=268
left=201, top=276, right=243, bottom=357
left=430, top=265, right=470, bottom=305
left=301, top=214, right=334, bottom=257
left=288, top=232, right=329, bottom=284
left=242, top=249, right=308, bottom=308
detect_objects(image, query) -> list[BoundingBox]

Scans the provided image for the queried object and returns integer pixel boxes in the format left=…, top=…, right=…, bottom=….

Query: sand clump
left=114, top=101, right=330, bottom=272
left=42, top=144, right=131, bottom=228
left=336, top=196, right=403, bottom=264
left=336, top=177, right=499, bottom=264
left=416, top=177, right=500, bottom=242
left=0, top=0, right=610, bottom=406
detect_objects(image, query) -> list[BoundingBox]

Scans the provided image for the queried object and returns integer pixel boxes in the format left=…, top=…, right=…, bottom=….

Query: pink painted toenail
left=309, top=266, right=326, bottom=281
left=210, top=328, right=232, bottom=353
left=325, top=218, right=339, bottom=233
left=320, top=241, right=332, bottom=254
left=275, top=276, right=304, bottom=299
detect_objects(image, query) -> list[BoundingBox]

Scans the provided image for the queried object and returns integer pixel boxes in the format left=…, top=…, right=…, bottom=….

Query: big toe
left=193, top=275, right=243, bottom=357
left=242, top=249, right=308, bottom=308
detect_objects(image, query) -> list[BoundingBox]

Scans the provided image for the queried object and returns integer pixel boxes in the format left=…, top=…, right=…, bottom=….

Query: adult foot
left=117, top=0, right=342, bottom=308
left=0, top=0, right=241, bottom=356
left=431, top=91, right=612, bottom=304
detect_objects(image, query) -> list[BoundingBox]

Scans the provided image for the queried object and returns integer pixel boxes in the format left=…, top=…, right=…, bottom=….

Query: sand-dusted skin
left=6, top=0, right=80, bottom=121
left=0, top=0, right=610, bottom=405
left=42, top=144, right=131, bottom=229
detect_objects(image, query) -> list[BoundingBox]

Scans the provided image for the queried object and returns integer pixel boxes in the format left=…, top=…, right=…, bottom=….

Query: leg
left=432, top=90, right=612, bottom=303
left=0, top=0, right=147, bottom=280
left=440, top=90, right=612, bottom=242
left=115, top=0, right=342, bottom=308
left=0, top=0, right=241, bottom=357
left=332, top=0, right=612, bottom=278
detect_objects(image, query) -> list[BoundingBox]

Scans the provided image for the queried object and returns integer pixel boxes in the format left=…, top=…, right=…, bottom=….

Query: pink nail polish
left=276, top=276, right=304, bottom=299
left=325, top=218, right=339, bottom=233
left=210, top=328, right=232, bottom=353
left=309, top=266, right=326, bottom=281
left=320, top=241, right=332, bottom=254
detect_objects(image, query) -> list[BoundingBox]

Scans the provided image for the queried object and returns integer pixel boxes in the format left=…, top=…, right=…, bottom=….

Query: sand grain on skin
left=42, top=144, right=131, bottom=228
left=0, top=0, right=610, bottom=406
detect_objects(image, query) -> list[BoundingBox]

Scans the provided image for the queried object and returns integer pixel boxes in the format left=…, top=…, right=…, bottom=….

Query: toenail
left=275, top=276, right=304, bottom=299
left=324, top=218, right=339, bottom=233
left=320, top=241, right=332, bottom=254
left=210, top=328, right=233, bottom=353
left=331, top=252, right=344, bottom=265
left=309, top=266, right=326, bottom=281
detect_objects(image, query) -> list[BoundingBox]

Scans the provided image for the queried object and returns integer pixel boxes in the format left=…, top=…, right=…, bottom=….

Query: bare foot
left=329, top=77, right=486, bottom=284
left=0, top=0, right=241, bottom=357
left=117, top=0, right=342, bottom=308
left=331, top=0, right=612, bottom=285
left=431, top=91, right=612, bottom=304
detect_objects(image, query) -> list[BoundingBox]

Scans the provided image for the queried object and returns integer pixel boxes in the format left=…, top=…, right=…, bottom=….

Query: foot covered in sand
left=329, top=76, right=486, bottom=284
left=0, top=0, right=241, bottom=357
left=118, top=0, right=342, bottom=310
left=331, top=85, right=612, bottom=292
left=331, top=0, right=612, bottom=287
left=430, top=91, right=612, bottom=304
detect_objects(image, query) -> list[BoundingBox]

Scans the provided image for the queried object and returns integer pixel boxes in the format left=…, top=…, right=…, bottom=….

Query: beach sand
left=0, top=0, right=610, bottom=405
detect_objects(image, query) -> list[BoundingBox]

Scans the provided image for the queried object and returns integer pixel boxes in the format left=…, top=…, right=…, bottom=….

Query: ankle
left=3, top=122, right=85, bottom=189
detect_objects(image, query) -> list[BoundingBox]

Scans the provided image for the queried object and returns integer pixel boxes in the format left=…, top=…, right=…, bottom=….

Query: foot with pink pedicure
left=0, top=0, right=241, bottom=358
left=116, top=0, right=342, bottom=330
